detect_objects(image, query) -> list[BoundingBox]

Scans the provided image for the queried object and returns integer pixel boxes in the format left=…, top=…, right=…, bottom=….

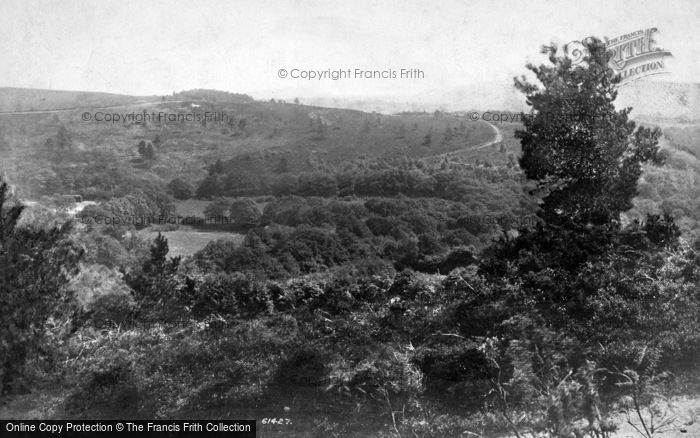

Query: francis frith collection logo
left=565, top=28, right=672, bottom=85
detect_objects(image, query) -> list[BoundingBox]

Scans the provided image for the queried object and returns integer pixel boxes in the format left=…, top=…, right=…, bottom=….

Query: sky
left=0, top=0, right=698, bottom=107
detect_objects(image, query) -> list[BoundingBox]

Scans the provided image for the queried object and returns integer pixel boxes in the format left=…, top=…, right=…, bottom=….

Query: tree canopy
left=515, top=37, right=665, bottom=227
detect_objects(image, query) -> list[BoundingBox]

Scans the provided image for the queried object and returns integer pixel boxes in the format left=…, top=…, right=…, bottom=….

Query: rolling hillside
left=0, top=88, right=497, bottom=200
left=0, top=87, right=159, bottom=113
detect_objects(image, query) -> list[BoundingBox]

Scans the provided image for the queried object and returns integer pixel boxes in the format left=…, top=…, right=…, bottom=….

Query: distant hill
left=297, top=80, right=700, bottom=122
left=172, top=89, right=254, bottom=104
left=297, top=81, right=528, bottom=114
left=0, top=88, right=158, bottom=113
left=0, top=93, right=498, bottom=199
left=616, top=81, right=700, bottom=123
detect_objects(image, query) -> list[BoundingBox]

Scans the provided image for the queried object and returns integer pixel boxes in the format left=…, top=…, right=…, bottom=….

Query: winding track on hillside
left=426, top=119, right=503, bottom=162
left=0, top=101, right=184, bottom=116
left=0, top=103, right=505, bottom=163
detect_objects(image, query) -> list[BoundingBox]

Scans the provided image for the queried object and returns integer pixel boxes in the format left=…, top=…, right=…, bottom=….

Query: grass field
left=138, top=225, right=244, bottom=257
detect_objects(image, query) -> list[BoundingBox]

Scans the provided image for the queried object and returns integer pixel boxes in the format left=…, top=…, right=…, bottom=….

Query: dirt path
left=4, top=384, right=700, bottom=437
left=610, top=396, right=700, bottom=438
left=426, top=119, right=503, bottom=163
left=0, top=100, right=184, bottom=116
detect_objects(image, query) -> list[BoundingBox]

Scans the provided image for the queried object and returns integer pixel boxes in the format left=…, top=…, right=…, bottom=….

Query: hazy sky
left=0, top=0, right=698, bottom=103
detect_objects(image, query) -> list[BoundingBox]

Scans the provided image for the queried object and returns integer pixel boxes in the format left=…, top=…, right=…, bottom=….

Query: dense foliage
left=2, top=40, right=700, bottom=438
left=0, top=181, right=82, bottom=393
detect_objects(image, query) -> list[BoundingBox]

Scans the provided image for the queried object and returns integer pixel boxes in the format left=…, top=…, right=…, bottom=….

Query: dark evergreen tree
left=143, top=233, right=178, bottom=276
left=137, top=140, right=147, bottom=158
left=276, top=156, right=289, bottom=174
left=125, top=233, right=181, bottom=319
left=0, top=179, right=82, bottom=392
left=480, top=37, right=681, bottom=325
left=514, top=38, right=665, bottom=227
left=195, top=174, right=222, bottom=199
left=167, top=178, right=194, bottom=200
left=145, top=142, right=155, bottom=161
left=208, top=159, right=225, bottom=175
left=56, top=125, right=71, bottom=149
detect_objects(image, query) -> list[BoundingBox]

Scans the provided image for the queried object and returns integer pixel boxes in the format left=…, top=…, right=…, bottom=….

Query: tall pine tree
left=482, top=37, right=674, bottom=278
left=515, top=37, right=665, bottom=227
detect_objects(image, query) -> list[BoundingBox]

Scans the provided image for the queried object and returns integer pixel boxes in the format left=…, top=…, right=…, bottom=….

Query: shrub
left=203, top=197, right=230, bottom=220
left=194, top=272, right=272, bottom=317
left=276, top=345, right=328, bottom=386
left=327, top=345, right=423, bottom=402
left=278, top=277, right=325, bottom=311
left=167, top=178, right=194, bottom=200
left=229, top=198, right=261, bottom=226
left=1, top=181, right=83, bottom=393
left=89, top=291, right=137, bottom=328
